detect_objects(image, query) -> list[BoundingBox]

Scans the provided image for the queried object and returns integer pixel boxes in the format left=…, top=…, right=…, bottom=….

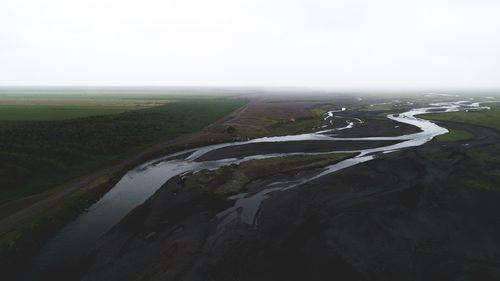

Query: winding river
left=23, top=99, right=491, bottom=280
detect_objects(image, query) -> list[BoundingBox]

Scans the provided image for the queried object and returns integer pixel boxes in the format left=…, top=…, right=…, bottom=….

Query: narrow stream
left=23, top=99, right=491, bottom=280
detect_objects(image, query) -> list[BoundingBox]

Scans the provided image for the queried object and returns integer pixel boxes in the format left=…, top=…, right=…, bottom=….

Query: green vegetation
left=0, top=121, right=28, bottom=131
left=360, top=103, right=411, bottom=112
left=184, top=152, right=359, bottom=196
left=0, top=92, right=229, bottom=100
left=268, top=107, right=328, bottom=135
left=229, top=106, right=326, bottom=138
left=469, top=145, right=500, bottom=166
left=425, top=151, right=452, bottom=162
left=461, top=178, right=500, bottom=191
left=457, top=145, right=500, bottom=191
left=268, top=116, right=320, bottom=136
left=0, top=105, right=150, bottom=121
left=0, top=164, right=128, bottom=278
left=0, top=151, right=357, bottom=277
left=0, top=99, right=247, bottom=204
left=422, top=102, right=500, bottom=191
left=359, top=103, right=415, bottom=121
left=0, top=92, right=236, bottom=122
left=422, top=102, right=500, bottom=131
left=434, top=128, right=475, bottom=142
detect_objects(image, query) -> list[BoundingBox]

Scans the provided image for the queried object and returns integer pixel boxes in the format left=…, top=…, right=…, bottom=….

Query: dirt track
left=14, top=96, right=500, bottom=281
left=0, top=104, right=248, bottom=236
left=2, top=96, right=355, bottom=280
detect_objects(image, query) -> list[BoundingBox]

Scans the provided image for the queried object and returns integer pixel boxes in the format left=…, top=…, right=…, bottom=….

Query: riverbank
left=0, top=98, right=248, bottom=204
left=77, top=101, right=500, bottom=281
left=18, top=96, right=426, bottom=281
left=2, top=95, right=341, bottom=280
left=0, top=130, right=236, bottom=280
left=0, top=98, right=250, bottom=280
left=68, top=152, right=360, bottom=281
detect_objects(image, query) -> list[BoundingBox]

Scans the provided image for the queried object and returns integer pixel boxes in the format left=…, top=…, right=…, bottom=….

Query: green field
left=0, top=105, right=150, bottom=121
left=422, top=102, right=500, bottom=141
left=0, top=92, right=233, bottom=122
left=434, top=128, right=475, bottom=142
left=423, top=101, right=500, bottom=191
left=0, top=92, right=229, bottom=100
left=0, top=98, right=247, bottom=204
left=423, top=102, right=500, bottom=131
left=360, top=103, right=409, bottom=111
left=184, top=152, right=359, bottom=196
left=227, top=106, right=327, bottom=138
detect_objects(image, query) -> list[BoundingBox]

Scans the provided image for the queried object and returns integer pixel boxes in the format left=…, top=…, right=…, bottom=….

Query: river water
left=23, top=99, right=491, bottom=280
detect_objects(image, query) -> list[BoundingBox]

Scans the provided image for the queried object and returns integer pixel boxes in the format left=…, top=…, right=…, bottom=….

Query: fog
left=1, top=0, right=499, bottom=89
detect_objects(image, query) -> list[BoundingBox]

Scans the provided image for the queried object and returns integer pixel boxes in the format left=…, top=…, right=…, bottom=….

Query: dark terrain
left=6, top=95, right=499, bottom=281
left=196, top=140, right=401, bottom=161
left=75, top=111, right=500, bottom=281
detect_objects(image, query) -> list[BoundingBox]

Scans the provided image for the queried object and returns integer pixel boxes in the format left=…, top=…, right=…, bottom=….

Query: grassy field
left=423, top=101, right=500, bottom=191
left=0, top=92, right=229, bottom=100
left=0, top=92, right=231, bottom=122
left=0, top=98, right=247, bottom=204
left=434, top=128, right=475, bottom=142
left=360, top=103, right=411, bottom=112
left=0, top=105, right=152, bottom=121
left=422, top=102, right=500, bottom=141
left=0, top=93, right=173, bottom=127
left=423, top=102, right=500, bottom=131
left=459, top=145, right=500, bottom=191
left=227, top=106, right=327, bottom=138
left=184, top=152, right=359, bottom=196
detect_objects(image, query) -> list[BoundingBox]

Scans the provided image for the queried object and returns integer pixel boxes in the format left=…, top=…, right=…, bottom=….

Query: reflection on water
left=23, top=100, right=490, bottom=280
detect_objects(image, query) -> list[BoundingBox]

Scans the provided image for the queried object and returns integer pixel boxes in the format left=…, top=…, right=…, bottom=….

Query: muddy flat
left=196, top=140, right=402, bottom=161
left=15, top=95, right=500, bottom=281
left=78, top=118, right=500, bottom=281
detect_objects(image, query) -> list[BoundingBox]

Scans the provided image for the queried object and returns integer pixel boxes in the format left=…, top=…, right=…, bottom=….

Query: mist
left=1, top=0, right=499, bottom=89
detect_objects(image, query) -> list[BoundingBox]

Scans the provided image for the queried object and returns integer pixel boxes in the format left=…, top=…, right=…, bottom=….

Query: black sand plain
left=73, top=107, right=500, bottom=281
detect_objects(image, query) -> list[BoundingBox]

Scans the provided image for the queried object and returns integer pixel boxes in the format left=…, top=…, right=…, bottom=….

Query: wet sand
left=26, top=98, right=500, bottom=281
left=79, top=120, right=500, bottom=281
left=196, top=140, right=402, bottom=161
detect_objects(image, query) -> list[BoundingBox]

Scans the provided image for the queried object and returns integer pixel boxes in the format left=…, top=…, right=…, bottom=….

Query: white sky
left=1, top=0, right=499, bottom=89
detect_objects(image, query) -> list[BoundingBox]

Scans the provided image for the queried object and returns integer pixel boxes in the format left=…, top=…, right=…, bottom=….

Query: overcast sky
left=1, top=0, right=499, bottom=89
